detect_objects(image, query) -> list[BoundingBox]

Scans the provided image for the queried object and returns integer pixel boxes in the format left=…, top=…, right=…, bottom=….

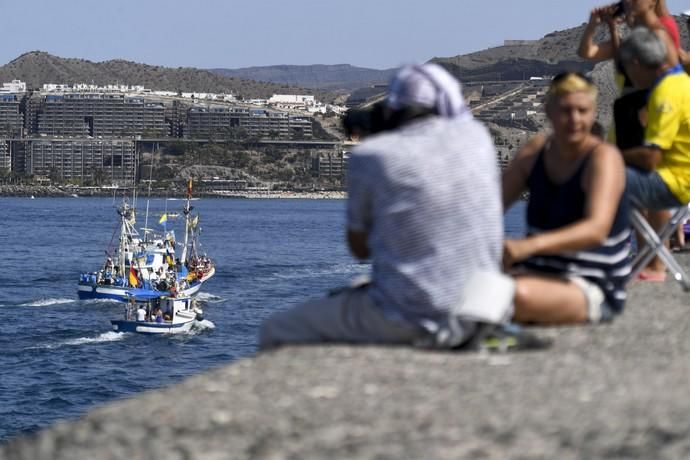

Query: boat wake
left=195, top=292, right=223, bottom=303
left=20, top=297, right=74, bottom=307
left=79, top=298, right=120, bottom=306
left=191, top=319, right=215, bottom=333
left=29, top=331, right=126, bottom=350
left=62, top=331, right=126, bottom=346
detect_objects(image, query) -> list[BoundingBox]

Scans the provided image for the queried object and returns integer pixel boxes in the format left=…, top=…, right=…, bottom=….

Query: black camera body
left=343, top=102, right=439, bottom=139
left=612, top=1, right=625, bottom=18
left=342, top=102, right=387, bottom=138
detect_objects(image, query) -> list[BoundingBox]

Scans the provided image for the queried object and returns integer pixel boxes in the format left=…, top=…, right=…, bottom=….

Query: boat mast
left=142, top=150, right=154, bottom=242
left=181, top=179, right=192, bottom=265
left=118, top=200, right=128, bottom=278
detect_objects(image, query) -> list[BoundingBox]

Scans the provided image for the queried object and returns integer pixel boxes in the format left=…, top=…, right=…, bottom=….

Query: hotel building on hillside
left=26, top=139, right=136, bottom=185
left=26, top=92, right=168, bottom=138
left=185, top=106, right=312, bottom=139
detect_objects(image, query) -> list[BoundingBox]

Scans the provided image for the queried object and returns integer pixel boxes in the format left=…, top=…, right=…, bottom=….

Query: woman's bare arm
left=503, top=143, right=626, bottom=266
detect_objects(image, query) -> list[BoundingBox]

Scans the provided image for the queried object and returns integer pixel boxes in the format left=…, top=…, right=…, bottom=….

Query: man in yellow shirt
left=619, top=26, right=690, bottom=280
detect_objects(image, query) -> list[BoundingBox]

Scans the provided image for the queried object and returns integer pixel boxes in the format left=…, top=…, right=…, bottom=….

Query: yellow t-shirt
left=645, top=71, right=690, bottom=203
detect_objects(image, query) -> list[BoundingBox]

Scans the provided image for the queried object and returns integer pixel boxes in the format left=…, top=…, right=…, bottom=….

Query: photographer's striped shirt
left=347, top=116, right=503, bottom=325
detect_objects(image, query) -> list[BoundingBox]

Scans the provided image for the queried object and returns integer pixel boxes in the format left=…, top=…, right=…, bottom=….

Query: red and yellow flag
left=129, top=267, right=139, bottom=287
left=187, top=179, right=193, bottom=198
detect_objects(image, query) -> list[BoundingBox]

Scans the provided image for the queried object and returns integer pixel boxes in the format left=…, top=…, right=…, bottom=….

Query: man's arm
left=346, top=152, right=374, bottom=260
left=502, top=134, right=545, bottom=210
left=622, top=145, right=663, bottom=171
left=347, top=230, right=370, bottom=260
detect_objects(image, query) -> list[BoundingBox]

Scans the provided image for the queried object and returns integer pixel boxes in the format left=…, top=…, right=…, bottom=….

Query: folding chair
left=630, top=202, right=690, bottom=291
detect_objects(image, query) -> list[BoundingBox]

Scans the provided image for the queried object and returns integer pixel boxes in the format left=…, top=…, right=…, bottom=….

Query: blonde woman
left=502, top=73, right=630, bottom=324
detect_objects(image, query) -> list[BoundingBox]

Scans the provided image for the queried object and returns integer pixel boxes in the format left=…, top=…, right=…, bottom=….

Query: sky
left=2, top=0, right=689, bottom=70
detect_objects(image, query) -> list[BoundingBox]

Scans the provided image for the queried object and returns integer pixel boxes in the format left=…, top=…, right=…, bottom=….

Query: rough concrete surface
left=4, top=255, right=690, bottom=459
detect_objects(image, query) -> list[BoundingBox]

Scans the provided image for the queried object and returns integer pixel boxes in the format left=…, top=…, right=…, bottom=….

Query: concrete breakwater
left=4, top=256, right=690, bottom=459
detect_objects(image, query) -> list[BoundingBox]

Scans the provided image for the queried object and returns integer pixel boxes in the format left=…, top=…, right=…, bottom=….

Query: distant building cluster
left=0, top=80, right=347, bottom=186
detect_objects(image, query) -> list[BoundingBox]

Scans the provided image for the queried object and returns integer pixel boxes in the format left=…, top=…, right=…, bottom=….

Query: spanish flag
left=129, top=267, right=139, bottom=287
left=159, top=213, right=167, bottom=225
left=187, top=179, right=193, bottom=198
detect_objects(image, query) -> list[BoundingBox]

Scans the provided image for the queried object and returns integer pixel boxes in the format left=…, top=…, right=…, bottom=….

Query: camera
left=342, top=102, right=387, bottom=138
left=343, top=101, right=439, bottom=139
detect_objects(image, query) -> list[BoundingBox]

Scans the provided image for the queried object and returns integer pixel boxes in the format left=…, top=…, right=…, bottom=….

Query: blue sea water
left=0, top=197, right=526, bottom=442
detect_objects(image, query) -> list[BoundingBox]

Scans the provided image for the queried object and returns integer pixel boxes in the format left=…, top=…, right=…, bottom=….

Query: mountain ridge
left=0, top=51, right=332, bottom=100
left=209, top=64, right=397, bottom=92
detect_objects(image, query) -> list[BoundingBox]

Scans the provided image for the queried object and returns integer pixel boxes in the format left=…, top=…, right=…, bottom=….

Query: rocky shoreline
left=0, top=185, right=72, bottom=197
left=0, top=185, right=346, bottom=200
left=4, top=256, right=690, bottom=458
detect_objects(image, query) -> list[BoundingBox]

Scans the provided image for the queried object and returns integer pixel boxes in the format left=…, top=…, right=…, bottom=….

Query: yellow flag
left=158, top=213, right=167, bottom=224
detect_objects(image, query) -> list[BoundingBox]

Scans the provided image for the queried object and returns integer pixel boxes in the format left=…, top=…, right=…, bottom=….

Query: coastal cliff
left=3, top=255, right=690, bottom=459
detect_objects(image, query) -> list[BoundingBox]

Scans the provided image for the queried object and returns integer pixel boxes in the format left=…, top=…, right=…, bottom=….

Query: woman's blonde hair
left=546, top=73, right=598, bottom=106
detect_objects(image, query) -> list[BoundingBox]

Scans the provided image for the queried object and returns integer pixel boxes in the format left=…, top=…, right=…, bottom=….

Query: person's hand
left=589, top=5, right=619, bottom=25
left=503, top=239, right=536, bottom=270
left=588, top=7, right=604, bottom=25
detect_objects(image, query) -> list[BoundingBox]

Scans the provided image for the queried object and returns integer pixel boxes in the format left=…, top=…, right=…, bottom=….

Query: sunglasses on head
left=551, top=72, right=594, bottom=85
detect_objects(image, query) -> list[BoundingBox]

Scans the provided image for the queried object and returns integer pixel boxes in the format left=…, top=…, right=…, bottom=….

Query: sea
left=0, top=196, right=526, bottom=442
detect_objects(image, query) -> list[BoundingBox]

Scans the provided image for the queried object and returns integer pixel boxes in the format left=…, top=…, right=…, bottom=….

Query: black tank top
left=521, top=144, right=632, bottom=312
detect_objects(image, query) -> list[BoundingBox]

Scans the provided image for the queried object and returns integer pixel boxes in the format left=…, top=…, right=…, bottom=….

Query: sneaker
left=459, top=323, right=552, bottom=352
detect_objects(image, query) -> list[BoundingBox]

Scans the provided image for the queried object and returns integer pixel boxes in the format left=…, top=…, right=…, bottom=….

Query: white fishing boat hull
left=111, top=294, right=202, bottom=334
left=111, top=318, right=195, bottom=334
left=78, top=280, right=202, bottom=302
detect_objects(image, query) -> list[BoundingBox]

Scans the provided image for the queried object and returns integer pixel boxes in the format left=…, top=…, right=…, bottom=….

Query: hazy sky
left=3, top=0, right=689, bottom=70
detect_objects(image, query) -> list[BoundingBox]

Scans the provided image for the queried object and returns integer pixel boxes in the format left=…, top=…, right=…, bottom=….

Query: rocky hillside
left=430, top=20, right=614, bottom=85
left=0, top=51, right=334, bottom=100
left=210, top=64, right=397, bottom=92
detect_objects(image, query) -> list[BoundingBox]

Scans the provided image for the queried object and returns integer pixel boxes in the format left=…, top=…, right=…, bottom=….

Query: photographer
left=259, top=63, right=503, bottom=349
left=578, top=0, right=680, bottom=149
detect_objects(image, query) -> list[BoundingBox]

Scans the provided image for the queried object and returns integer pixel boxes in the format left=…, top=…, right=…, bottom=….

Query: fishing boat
left=179, top=179, right=216, bottom=285
left=110, top=289, right=203, bottom=334
left=77, top=180, right=215, bottom=301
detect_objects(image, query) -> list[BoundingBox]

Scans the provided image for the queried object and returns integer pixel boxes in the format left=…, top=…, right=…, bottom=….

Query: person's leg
left=512, top=275, right=589, bottom=324
left=258, top=287, right=423, bottom=350
left=625, top=167, right=682, bottom=277
left=646, top=209, right=671, bottom=273
left=673, top=211, right=686, bottom=251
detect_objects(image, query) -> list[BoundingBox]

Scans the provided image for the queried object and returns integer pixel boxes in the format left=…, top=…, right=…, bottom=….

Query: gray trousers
left=258, top=287, right=424, bottom=350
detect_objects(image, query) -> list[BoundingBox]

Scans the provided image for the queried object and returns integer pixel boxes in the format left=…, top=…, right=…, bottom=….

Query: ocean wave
left=269, top=263, right=369, bottom=281
left=19, top=298, right=75, bottom=307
